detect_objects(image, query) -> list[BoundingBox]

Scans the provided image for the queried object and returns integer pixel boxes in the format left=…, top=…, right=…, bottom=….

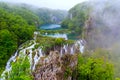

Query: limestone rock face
left=33, top=51, right=77, bottom=80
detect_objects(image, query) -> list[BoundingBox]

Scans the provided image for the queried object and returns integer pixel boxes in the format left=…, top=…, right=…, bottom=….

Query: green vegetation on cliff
left=35, top=35, right=74, bottom=54
left=0, top=4, right=35, bottom=74
left=62, top=0, right=120, bottom=78
left=34, top=8, right=67, bottom=25
left=72, top=54, right=113, bottom=80
left=61, top=2, right=90, bottom=35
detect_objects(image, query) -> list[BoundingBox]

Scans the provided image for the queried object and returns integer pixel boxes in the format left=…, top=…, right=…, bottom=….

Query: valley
left=0, top=0, right=120, bottom=80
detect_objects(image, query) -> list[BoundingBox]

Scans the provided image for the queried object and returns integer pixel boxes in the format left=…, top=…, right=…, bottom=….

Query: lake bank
left=38, top=24, right=80, bottom=40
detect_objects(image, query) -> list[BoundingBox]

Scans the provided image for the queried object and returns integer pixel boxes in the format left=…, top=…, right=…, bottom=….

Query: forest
left=0, top=0, right=120, bottom=80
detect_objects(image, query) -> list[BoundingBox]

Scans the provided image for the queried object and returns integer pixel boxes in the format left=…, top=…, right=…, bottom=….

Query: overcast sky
left=0, top=0, right=88, bottom=10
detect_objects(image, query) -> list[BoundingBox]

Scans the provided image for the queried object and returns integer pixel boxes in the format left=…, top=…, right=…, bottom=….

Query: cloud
left=0, top=0, right=88, bottom=10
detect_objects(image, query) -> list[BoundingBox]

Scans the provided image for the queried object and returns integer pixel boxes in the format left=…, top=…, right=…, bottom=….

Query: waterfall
left=80, top=40, right=85, bottom=53
left=5, top=51, right=18, bottom=71
left=32, top=52, right=39, bottom=70
left=75, top=40, right=85, bottom=53
left=44, top=33, right=68, bottom=40
left=38, top=48, right=43, bottom=57
left=70, top=46, right=74, bottom=54
left=0, top=51, right=18, bottom=80
left=63, top=45, right=68, bottom=53
left=34, top=32, right=40, bottom=40
left=0, top=31, right=43, bottom=80
left=60, top=39, right=85, bottom=55
left=0, top=31, right=85, bottom=80
left=28, top=50, right=33, bottom=70
left=60, top=47, right=63, bottom=56
left=0, top=40, right=43, bottom=80
left=45, top=32, right=48, bottom=35
left=32, top=48, right=43, bottom=71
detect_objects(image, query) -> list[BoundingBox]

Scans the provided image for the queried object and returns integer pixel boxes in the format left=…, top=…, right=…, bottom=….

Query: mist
left=83, top=0, right=120, bottom=77
left=85, top=0, right=120, bottom=50
left=0, top=0, right=88, bottom=10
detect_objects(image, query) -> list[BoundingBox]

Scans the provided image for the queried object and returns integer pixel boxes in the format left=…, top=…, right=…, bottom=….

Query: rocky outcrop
left=33, top=51, right=77, bottom=80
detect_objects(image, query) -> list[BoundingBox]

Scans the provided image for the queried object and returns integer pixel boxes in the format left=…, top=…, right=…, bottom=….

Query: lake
left=39, top=24, right=79, bottom=40
left=40, top=24, right=62, bottom=30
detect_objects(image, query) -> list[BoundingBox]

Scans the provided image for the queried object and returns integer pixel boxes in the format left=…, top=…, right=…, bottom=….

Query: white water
left=0, top=31, right=85, bottom=80
left=44, top=33, right=68, bottom=40
left=6, top=51, right=18, bottom=71
left=74, top=40, right=85, bottom=53
left=60, top=47, right=63, bottom=56
left=0, top=51, right=18, bottom=80
left=60, top=39, right=85, bottom=55
left=0, top=41, right=38, bottom=80
left=32, top=48, right=43, bottom=71
left=70, top=46, right=74, bottom=54
left=0, top=43, right=44, bottom=80
left=63, top=45, right=68, bottom=53
left=28, top=50, right=33, bottom=70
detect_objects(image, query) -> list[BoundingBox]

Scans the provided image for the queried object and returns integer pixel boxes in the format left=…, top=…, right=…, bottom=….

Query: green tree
left=0, top=29, right=17, bottom=73
left=73, top=54, right=114, bottom=80
left=9, top=56, right=33, bottom=80
left=0, top=6, right=35, bottom=74
left=61, top=2, right=90, bottom=35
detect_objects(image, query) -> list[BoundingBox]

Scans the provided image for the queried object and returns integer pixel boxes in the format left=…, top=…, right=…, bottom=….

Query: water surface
left=39, top=24, right=79, bottom=40
left=40, top=24, right=61, bottom=30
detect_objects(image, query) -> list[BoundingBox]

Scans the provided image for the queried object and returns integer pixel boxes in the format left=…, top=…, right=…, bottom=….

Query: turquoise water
left=39, top=24, right=79, bottom=40
left=39, top=24, right=62, bottom=30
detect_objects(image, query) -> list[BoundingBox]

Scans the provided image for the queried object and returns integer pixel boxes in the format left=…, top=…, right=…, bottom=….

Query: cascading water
left=5, top=51, right=18, bottom=71
left=0, top=51, right=18, bottom=80
left=80, top=40, right=85, bottom=53
left=63, top=45, right=68, bottom=53
left=44, top=33, right=68, bottom=40
left=0, top=32, right=43, bottom=80
left=70, top=46, right=74, bottom=54
left=60, top=47, right=63, bottom=56
left=28, top=50, right=33, bottom=70
left=0, top=31, right=85, bottom=80
left=32, top=48, right=43, bottom=71
left=75, top=40, right=85, bottom=53
left=60, top=39, right=85, bottom=55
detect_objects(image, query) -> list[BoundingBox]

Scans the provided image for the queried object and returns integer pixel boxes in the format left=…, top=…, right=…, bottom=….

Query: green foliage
left=39, top=29, right=71, bottom=35
left=0, top=2, right=67, bottom=27
left=0, top=3, right=35, bottom=74
left=64, top=67, right=72, bottom=79
left=72, top=54, right=114, bottom=80
left=61, top=2, right=90, bottom=35
left=55, top=38, right=65, bottom=45
left=116, top=78, right=120, bottom=80
left=0, top=29, right=17, bottom=74
left=0, top=2, right=39, bottom=26
left=35, top=35, right=74, bottom=53
left=61, top=54, right=76, bottom=79
left=91, top=48, right=111, bottom=59
left=8, top=56, right=33, bottom=80
left=108, top=43, right=120, bottom=78
left=34, top=8, right=67, bottom=25
left=61, top=19, right=69, bottom=29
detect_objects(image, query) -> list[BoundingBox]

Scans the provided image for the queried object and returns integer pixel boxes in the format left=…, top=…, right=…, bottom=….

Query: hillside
left=61, top=0, right=120, bottom=78
left=0, top=0, right=120, bottom=80
left=0, top=2, right=67, bottom=75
